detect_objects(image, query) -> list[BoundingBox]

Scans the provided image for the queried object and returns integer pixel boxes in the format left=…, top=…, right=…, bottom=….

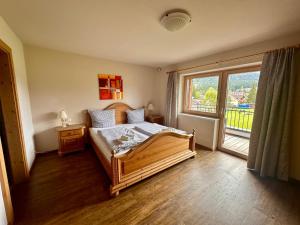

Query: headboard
left=104, top=103, right=134, bottom=124
left=85, top=102, right=135, bottom=128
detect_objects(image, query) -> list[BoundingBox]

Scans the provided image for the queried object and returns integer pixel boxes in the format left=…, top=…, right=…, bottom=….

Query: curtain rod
left=166, top=44, right=300, bottom=74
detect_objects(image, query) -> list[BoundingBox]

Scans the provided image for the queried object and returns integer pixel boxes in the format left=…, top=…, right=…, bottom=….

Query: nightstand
left=56, top=124, right=86, bottom=156
left=146, top=115, right=164, bottom=125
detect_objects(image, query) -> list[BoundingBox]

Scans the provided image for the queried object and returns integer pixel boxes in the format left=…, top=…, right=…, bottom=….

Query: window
left=183, top=73, right=221, bottom=116
left=183, top=66, right=261, bottom=118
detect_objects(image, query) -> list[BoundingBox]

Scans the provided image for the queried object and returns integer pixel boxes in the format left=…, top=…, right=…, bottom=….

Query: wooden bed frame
left=86, top=103, right=196, bottom=197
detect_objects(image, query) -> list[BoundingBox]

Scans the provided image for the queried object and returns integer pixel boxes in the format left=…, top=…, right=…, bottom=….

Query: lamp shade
left=147, top=103, right=154, bottom=111
left=59, top=110, right=68, bottom=120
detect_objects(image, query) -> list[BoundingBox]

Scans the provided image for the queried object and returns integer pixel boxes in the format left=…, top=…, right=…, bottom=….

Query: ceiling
left=1, top=0, right=300, bottom=67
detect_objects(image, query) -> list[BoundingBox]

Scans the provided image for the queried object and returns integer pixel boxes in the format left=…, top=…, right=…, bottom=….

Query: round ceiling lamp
left=160, top=11, right=191, bottom=32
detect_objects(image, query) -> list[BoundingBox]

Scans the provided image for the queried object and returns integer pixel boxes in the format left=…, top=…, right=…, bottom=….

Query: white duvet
left=134, top=123, right=186, bottom=136
left=97, top=126, right=147, bottom=154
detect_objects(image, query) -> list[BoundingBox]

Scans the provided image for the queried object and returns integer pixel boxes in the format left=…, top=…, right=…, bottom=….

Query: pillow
left=127, top=108, right=145, bottom=124
left=88, top=109, right=115, bottom=128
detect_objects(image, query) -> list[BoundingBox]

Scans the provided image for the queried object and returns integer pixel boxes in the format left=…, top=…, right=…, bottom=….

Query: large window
left=183, top=66, right=261, bottom=119
left=183, top=73, right=221, bottom=116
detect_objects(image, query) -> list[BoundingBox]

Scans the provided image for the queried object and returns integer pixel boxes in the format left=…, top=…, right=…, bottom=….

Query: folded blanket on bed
left=134, top=123, right=186, bottom=136
left=97, top=127, right=147, bottom=154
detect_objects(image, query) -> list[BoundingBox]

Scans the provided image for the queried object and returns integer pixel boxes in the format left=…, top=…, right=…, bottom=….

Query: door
left=218, top=66, right=261, bottom=158
left=0, top=100, right=13, bottom=186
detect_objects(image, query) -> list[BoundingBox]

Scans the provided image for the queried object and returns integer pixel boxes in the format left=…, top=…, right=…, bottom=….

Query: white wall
left=24, top=45, right=156, bottom=152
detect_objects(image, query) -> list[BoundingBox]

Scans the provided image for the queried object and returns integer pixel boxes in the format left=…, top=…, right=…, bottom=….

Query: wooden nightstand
left=56, top=124, right=86, bottom=156
left=146, top=115, right=164, bottom=125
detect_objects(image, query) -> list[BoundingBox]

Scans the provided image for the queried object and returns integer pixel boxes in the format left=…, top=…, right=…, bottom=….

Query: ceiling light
left=160, top=11, right=191, bottom=32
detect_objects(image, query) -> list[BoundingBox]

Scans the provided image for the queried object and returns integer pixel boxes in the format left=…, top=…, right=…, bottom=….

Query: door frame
left=0, top=138, right=13, bottom=224
left=217, top=65, right=261, bottom=159
left=0, top=38, right=30, bottom=224
left=0, top=38, right=29, bottom=180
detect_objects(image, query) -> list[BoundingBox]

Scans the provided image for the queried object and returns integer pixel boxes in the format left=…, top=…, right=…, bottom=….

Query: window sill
left=178, top=113, right=220, bottom=121
left=181, top=110, right=219, bottom=119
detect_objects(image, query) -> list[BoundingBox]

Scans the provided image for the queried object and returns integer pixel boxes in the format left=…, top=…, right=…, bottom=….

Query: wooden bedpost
left=190, top=129, right=196, bottom=154
left=110, top=154, right=119, bottom=197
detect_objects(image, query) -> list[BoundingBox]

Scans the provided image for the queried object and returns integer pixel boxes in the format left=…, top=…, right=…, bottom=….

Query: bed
left=86, top=103, right=196, bottom=197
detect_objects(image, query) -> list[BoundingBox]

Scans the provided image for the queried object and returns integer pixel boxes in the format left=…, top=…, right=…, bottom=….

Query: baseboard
left=28, top=155, right=36, bottom=175
left=35, top=149, right=58, bottom=155
left=195, top=143, right=213, bottom=151
left=289, top=177, right=300, bottom=185
left=217, top=147, right=248, bottom=160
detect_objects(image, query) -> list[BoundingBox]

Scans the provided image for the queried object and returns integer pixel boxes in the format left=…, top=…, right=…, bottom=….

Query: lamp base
left=62, top=122, right=68, bottom=127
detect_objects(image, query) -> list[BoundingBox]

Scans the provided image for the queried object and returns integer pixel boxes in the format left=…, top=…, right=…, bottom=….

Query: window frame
left=182, top=65, right=261, bottom=118
left=183, top=72, right=222, bottom=118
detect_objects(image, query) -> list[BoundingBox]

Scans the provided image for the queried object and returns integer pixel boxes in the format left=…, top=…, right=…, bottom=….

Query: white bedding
left=98, top=126, right=147, bottom=154
left=134, top=123, right=186, bottom=136
left=89, top=123, right=149, bottom=162
left=89, top=122, right=186, bottom=162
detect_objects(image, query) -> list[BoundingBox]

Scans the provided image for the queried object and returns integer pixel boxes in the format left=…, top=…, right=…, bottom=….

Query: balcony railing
left=189, top=105, right=216, bottom=113
left=225, top=108, right=254, bottom=133
left=190, top=104, right=254, bottom=133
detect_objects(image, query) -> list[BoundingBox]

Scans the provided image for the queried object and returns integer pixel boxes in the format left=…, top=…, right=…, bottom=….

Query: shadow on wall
left=33, top=111, right=58, bottom=152
left=34, top=128, right=57, bottom=152
left=34, top=112, right=58, bottom=124
left=81, top=110, right=89, bottom=126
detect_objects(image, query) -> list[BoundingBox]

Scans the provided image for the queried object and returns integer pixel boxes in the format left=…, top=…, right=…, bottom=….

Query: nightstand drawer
left=60, top=129, right=83, bottom=137
left=146, top=115, right=164, bottom=125
left=61, top=137, right=84, bottom=151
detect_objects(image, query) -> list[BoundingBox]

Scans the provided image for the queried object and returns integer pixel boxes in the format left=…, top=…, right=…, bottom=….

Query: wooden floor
left=13, top=149, right=300, bottom=225
left=223, top=134, right=249, bottom=156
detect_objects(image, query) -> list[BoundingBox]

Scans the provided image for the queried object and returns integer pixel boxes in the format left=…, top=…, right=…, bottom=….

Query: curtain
left=165, top=71, right=179, bottom=128
left=247, top=48, right=297, bottom=181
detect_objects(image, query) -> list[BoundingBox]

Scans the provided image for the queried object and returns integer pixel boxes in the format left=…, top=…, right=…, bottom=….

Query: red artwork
left=98, top=74, right=123, bottom=100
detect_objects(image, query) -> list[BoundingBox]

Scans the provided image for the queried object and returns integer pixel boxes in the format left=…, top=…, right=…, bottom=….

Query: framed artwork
left=98, top=74, right=123, bottom=100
